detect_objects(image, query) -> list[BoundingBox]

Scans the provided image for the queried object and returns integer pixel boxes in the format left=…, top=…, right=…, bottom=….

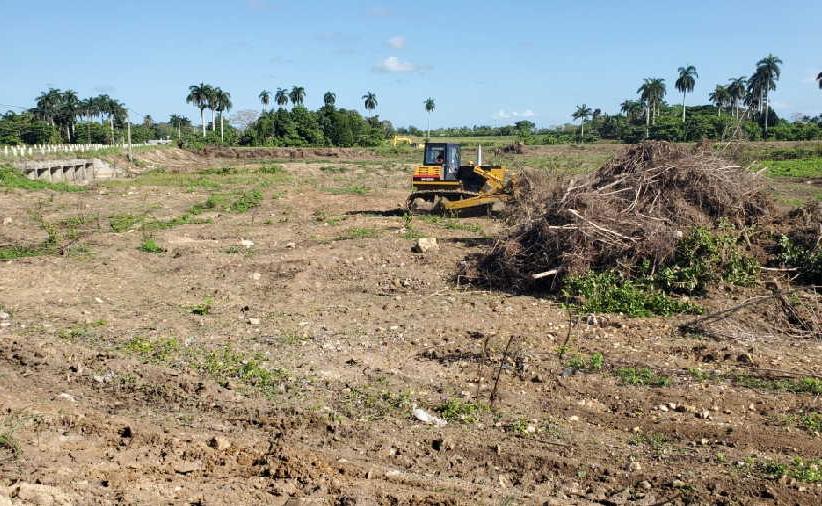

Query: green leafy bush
left=777, top=235, right=822, bottom=284
left=562, top=271, right=702, bottom=317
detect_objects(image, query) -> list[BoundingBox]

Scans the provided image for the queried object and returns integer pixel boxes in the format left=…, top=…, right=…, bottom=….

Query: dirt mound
left=197, top=146, right=376, bottom=160
left=463, top=141, right=774, bottom=291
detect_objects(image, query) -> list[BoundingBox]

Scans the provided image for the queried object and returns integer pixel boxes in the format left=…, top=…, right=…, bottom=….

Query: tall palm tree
left=709, top=85, right=731, bottom=117
left=323, top=92, right=336, bottom=107
left=362, top=92, right=378, bottom=115
left=727, top=76, right=747, bottom=119
left=205, top=85, right=219, bottom=131
left=58, top=90, right=80, bottom=141
left=572, top=104, right=592, bottom=140
left=289, top=86, right=305, bottom=107
left=648, top=78, right=666, bottom=123
left=675, top=65, right=698, bottom=123
left=275, top=88, right=289, bottom=108
left=215, top=89, right=232, bottom=142
left=186, top=83, right=210, bottom=137
left=424, top=97, right=435, bottom=139
left=258, top=90, right=271, bottom=113
left=754, top=54, right=782, bottom=136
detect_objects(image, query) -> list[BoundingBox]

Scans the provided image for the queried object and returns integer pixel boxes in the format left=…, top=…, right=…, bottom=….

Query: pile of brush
left=462, top=141, right=773, bottom=291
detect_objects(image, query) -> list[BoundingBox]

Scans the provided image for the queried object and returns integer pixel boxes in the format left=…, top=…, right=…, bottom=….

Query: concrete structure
left=13, top=158, right=120, bottom=184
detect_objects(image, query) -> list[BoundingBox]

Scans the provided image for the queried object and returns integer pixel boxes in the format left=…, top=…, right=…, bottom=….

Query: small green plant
left=138, top=238, right=164, bottom=253
left=202, top=166, right=236, bottom=175
left=419, top=214, right=483, bottom=234
left=799, top=412, right=822, bottom=434
left=757, top=457, right=822, bottom=483
left=312, top=209, right=346, bottom=225
left=229, top=189, right=263, bottom=213
left=562, top=271, right=702, bottom=317
left=687, top=367, right=717, bottom=382
left=110, top=214, right=142, bottom=232
left=123, top=336, right=179, bottom=363
left=436, top=399, right=488, bottom=423
left=566, top=352, right=605, bottom=372
left=616, top=367, right=671, bottom=387
left=777, top=235, right=822, bottom=284
left=341, top=388, right=413, bottom=421
left=190, top=297, right=213, bottom=315
left=629, top=432, right=670, bottom=456
left=199, top=346, right=288, bottom=397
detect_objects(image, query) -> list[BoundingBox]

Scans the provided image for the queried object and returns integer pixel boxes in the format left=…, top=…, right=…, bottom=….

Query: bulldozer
left=406, top=142, right=511, bottom=214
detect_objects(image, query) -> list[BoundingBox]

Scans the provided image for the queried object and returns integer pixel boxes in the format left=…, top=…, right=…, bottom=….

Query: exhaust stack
left=477, top=144, right=483, bottom=166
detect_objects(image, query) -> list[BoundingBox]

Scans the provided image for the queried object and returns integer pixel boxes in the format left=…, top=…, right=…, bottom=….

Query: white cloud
left=374, top=56, right=427, bottom=73
left=387, top=36, right=406, bottom=49
left=493, top=109, right=537, bottom=119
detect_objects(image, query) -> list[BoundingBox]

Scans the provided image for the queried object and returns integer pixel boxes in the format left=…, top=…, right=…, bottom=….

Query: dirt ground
left=0, top=147, right=820, bottom=505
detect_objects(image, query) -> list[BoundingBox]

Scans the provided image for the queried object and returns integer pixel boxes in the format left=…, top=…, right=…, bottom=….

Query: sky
left=1, top=0, right=820, bottom=129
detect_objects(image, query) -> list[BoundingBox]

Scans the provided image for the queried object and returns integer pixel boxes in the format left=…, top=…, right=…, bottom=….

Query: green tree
left=572, top=104, right=592, bottom=140
left=620, top=100, right=643, bottom=123
left=258, top=90, right=271, bottom=113
left=215, top=88, right=232, bottom=142
left=289, top=86, right=306, bottom=107
left=675, top=65, right=698, bottom=123
left=637, top=78, right=665, bottom=128
left=362, top=92, right=378, bottom=115
left=709, top=85, right=731, bottom=117
left=727, top=77, right=747, bottom=119
left=186, top=83, right=210, bottom=137
left=753, top=54, right=782, bottom=137
left=424, top=97, right=435, bottom=139
left=323, top=91, right=336, bottom=107
left=169, top=114, right=190, bottom=139
left=275, top=88, right=289, bottom=108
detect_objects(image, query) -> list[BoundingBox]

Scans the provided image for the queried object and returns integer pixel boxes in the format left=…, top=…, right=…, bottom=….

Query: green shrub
left=436, top=399, right=488, bottom=423
left=616, top=367, right=671, bottom=387
left=777, top=235, right=822, bottom=284
left=138, top=238, right=164, bottom=253
left=258, top=164, right=283, bottom=174
left=562, top=271, right=702, bottom=317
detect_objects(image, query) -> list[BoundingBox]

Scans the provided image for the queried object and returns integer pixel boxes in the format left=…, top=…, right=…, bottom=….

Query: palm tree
left=675, top=65, right=698, bottom=123
left=754, top=54, right=782, bottom=136
left=323, top=92, right=336, bottom=107
left=275, top=88, right=289, bottom=108
left=186, top=83, right=210, bottom=137
left=58, top=90, right=80, bottom=141
left=215, top=89, right=232, bottom=142
left=424, top=97, right=435, bottom=139
left=205, top=85, right=219, bottom=131
left=258, top=90, right=271, bottom=113
left=362, top=92, right=378, bottom=115
left=709, top=85, right=731, bottom=117
left=620, top=100, right=643, bottom=122
left=169, top=114, right=189, bottom=139
left=648, top=78, right=666, bottom=123
left=289, top=86, right=305, bottom=107
left=572, top=104, right=592, bottom=141
left=727, top=77, right=747, bottom=119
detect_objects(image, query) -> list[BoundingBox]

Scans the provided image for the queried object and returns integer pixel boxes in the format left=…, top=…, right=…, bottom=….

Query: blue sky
left=1, top=0, right=820, bottom=128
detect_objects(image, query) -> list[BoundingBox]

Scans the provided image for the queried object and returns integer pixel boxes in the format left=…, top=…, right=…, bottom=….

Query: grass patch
left=58, top=320, right=106, bottom=340
left=199, top=346, right=289, bottom=397
left=340, top=388, right=413, bottom=421
left=436, top=399, right=488, bottom=424
left=313, top=209, right=347, bottom=225
left=257, top=164, right=284, bottom=174
left=337, top=227, right=378, bottom=240
left=566, top=352, right=605, bottom=373
left=319, top=166, right=347, bottom=173
left=754, top=457, right=822, bottom=484
left=326, top=184, right=369, bottom=196
left=138, top=238, right=165, bottom=253
left=763, top=158, right=822, bottom=179
left=123, top=336, right=180, bottom=363
left=190, top=297, right=213, bottom=316
left=616, top=367, right=672, bottom=387
left=110, top=213, right=142, bottom=233
left=0, top=165, right=84, bottom=192
left=733, top=374, right=822, bottom=395
left=562, top=271, right=702, bottom=317
left=629, top=432, right=671, bottom=457
left=418, top=215, right=483, bottom=234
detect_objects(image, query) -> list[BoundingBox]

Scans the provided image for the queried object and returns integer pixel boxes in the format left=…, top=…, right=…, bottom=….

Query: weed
left=326, top=184, right=369, bottom=196
left=419, top=215, right=483, bottom=234
left=190, top=297, right=213, bottom=315
left=629, top=432, right=670, bottom=457
left=341, top=388, right=412, bottom=421
left=110, top=214, right=142, bottom=232
left=337, top=227, right=378, bottom=240
left=800, top=412, right=822, bottom=434
left=616, top=367, right=671, bottom=387
left=566, top=352, right=605, bottom=372
left=138, top=238, right=164, bottom=253
left=313, top=209, right=346, bottom=225
left=757, top=457, right=822, bottom=483
left=123, top=336, right=179, bottom=363
left=320, top=166, right=346, bottom=173
left=733, top=374, right=822, bottom=395
left=202, top=166, right=236, bottom=175
left=199, top=346, right=288, bottom=397
left=763, top=158, right=822, bottom=179
left=229, top=189, right=262, bottom=213
left=436, top=399, right=488, bottom=423
left=58, top=320, right=105, bottom=340
left=687, top=367, right=717, bottom=382
left=258, top=164, right=283, bottom=174
left=562, top=271, right=702, bottom=317
left=777, top=235, right=822, bottom=284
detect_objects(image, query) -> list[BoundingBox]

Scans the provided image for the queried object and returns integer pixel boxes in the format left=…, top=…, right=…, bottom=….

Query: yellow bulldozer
left=406, top=142, right=511, bottom=214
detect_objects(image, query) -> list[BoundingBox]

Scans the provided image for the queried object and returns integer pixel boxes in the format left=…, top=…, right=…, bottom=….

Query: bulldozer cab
left=423, top=143, right=460, bottom=181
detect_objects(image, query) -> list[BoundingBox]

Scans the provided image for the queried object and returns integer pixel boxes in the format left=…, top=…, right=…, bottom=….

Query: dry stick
left=474, top=333, right=492, bottom=400
left=489, top=335, right=518, bottom=407
left=680, top=295, right=774, bottom=329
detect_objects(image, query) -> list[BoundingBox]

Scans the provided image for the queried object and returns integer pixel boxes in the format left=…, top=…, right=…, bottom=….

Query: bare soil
left=0, top=148, right=820, bottom=505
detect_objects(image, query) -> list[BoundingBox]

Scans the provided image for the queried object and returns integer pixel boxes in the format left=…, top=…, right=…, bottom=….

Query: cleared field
left=0, top=144, right=820, bottom=505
